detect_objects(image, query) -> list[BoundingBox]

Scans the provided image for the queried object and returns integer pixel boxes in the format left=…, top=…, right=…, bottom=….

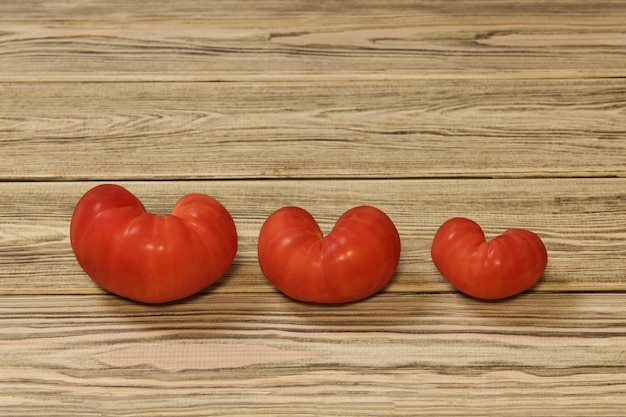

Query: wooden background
left=1, top=1, right=625, bottom=415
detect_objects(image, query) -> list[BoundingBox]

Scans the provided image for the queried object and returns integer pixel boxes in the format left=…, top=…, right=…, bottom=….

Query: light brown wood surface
left=1, top=1, right=625, bottom=416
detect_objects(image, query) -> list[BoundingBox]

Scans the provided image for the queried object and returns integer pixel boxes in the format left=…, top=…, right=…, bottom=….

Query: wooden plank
left=0, top=293, right=624, bottom=416
left=0, top=3, right=625, bottom=81
left=2, top=0, right=625, bottom=19
left=1, top=179, right=625, bottom=296
left=2, top=80, right=626, bottom=180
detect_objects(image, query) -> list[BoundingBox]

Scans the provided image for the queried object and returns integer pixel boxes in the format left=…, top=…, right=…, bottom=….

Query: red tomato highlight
left=257, top=206, right=401, bottom=304
left=70, top=184, right=237, bottom=303
left=431, top=217, right=548, bottom=300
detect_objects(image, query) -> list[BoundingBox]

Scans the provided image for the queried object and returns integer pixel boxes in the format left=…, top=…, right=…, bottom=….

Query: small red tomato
left=70, top=184, right=238, bottom=303
left=431, top=217, right=548, bottom=300
left=257, top=206, right=401, bottom=303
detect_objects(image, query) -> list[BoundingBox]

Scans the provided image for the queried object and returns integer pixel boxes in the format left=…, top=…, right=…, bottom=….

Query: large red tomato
left=257, top=206, right=401, bottom=303
left=431, top=217, right=547, bottom=300
left=70, top=184, right=238, bottom=303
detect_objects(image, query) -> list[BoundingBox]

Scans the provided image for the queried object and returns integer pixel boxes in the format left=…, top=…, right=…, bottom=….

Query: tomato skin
left=70, top=184, right=237, bottom=303
left=257, top=206, right=401, bottom=304
left=431, top=217, right=548, bottom=300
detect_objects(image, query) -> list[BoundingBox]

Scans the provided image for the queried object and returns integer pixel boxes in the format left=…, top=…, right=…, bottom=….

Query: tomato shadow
left=446, top=271, right=584, bottom=325
left=263, top=285, right=434, bottom=330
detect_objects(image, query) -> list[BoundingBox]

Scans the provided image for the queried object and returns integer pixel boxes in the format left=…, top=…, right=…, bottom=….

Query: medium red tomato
left=70, top=184, right=238, bottom=303
left=431, top=217, right=548, bottom=300
left=257, top=206, right=401, bottom=303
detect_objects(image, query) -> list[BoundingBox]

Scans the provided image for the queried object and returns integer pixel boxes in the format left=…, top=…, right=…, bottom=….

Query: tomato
left=70, top=184, right=238, bottom=303
left=257, top=206, right=401, bottom=303
left=431, top=217, right=548, bottom=300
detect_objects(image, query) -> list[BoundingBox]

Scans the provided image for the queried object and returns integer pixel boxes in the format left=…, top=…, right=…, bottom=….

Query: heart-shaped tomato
left=431, top=217, right=548, bottom=300
left=257, top=206, right=401, bottom=303
left=70, top=184, right=238, bottom=303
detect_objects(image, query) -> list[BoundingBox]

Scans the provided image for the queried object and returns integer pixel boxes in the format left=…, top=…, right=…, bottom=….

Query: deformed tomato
left=257, top=206, right=401, bottom=303
left=70, top=184, right=237, bottom=303
left=431, top=217, right=548, bottom=300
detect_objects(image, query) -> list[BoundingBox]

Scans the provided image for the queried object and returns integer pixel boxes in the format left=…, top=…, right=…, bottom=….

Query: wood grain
left=0, top=3, right=625, bottom=81
left=1, top=293, right=624, bottom=416
left=1, top=79, right=625, bottom=180
left=1, top=1, right=625, bottom=415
